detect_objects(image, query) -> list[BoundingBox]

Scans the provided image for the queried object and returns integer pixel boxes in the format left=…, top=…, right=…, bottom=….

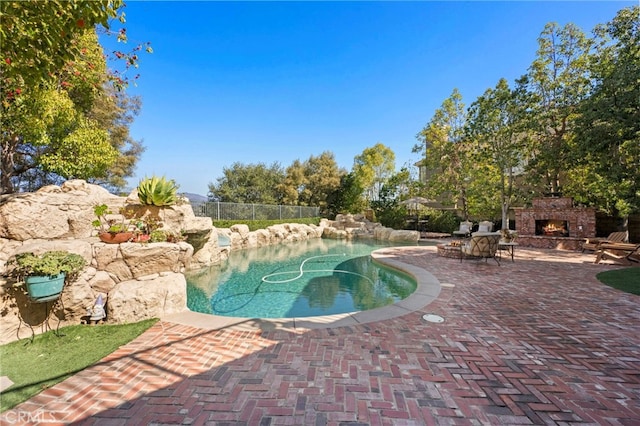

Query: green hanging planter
left=25, top=273, right=66, bottom=302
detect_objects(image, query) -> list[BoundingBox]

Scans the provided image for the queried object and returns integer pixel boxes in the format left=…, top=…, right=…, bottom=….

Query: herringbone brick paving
left=2, top=246, right=639, bottom=425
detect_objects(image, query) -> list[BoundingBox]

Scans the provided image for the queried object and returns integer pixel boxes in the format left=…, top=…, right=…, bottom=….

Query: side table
left=498, top=242, right=518, bottom=262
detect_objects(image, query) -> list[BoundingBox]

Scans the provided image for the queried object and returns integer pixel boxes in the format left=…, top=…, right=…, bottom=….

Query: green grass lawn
left=0, top=319, right=158, bottom=412
left=596, top=266, right=640, bottom=295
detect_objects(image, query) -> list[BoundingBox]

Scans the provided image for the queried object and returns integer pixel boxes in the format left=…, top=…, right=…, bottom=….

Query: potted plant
left=10, top=251, right=86, bottom=302
left=133, top=175, right=180, bottom=242
left=129, top=215, right=161, bottom=243
left=92, top=204, right=136, bottom=243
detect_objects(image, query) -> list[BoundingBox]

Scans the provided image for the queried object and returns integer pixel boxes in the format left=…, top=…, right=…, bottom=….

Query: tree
left=61, top=30, right=145, bottom=191
left=370, top=168, right=413, bottom=229
left=352, top=143, right=396, bottom=204
left=1, top=87, right=119, bottom=192
left=1, top=29, right=143, bottom=193
left=208, top=162, right=285, bottom=204
left=571, top=6, right=640, bottom=217
left=326, top=172, right=366, bottom=218
left=466, top=78, right=529, bottom=229
left=278, top=160, right=305, bottom=205
left=87, top=88, right=145, bottom=191
left=414, top=89, right=473, bottom=219
left=278, top=152, right=345, bottom=214
left=525, top=22, right=592, bottom=196
left=0, top=0, right=124, bottom=92
left=298, top=152, right=344, bottom=213
left=1, top=1, right=150, bottom=194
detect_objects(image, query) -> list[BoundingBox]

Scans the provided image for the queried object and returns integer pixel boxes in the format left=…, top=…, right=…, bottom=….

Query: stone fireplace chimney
left=514, top=197, right=596, bottom=250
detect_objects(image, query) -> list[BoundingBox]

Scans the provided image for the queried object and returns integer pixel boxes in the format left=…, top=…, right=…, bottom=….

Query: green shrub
left=137, top=176, right=179, bottom=206
left=213, top=217, right=321, bottom=232
left=375, top=206, right=407, bottom=229
left=422, top=209, right=459, bottom=233
left=149, top=229, right=186, bottom=243
left=149, top=229, right=167, bottom=242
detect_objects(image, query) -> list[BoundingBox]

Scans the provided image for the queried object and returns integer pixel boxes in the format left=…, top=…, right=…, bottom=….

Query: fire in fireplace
left=535, top=220, right=569, bottom=237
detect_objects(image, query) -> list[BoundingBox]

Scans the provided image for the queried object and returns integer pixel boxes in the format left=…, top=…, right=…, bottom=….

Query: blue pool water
left=186, top=239, right=426, bottom=318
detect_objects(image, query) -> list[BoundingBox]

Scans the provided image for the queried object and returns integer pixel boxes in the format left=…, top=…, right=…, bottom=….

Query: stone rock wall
left=0, top=237, right=194, bottom=344
left=0, top=181, right=417, bottom=344
left=322, top=214, right=420, bottom=242
left=0, top=181, right=326, bottom=344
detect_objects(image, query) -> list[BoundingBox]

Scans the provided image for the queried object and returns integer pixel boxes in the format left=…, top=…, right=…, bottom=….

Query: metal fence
left=191, top=201, right=320, bottom=221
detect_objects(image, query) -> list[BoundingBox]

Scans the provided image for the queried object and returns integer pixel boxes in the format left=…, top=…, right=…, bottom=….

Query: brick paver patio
left=2, top=246, right=639, bottom=425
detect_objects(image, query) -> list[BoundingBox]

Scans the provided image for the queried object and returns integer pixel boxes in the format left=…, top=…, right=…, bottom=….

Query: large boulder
left=190, top=240, right=230, bottom=269
left=120, top=242, right=193, bottom=278
left=374, top=227, right=393, bottom=240
left=0, top=180, right=122, bottom=240
left=323, top=227, right=348, bottom=239
left=322, top=215, right=393, bottom=240
left=92, top=241, right=193, bottom=281
left=10, top=239, right=93, bottom=265
left=254, top=229, right=272, bottom=247
left=106, top=273, right=188, bottom=323
left=230, top=224, right=250, bottom=239
left=332, top=214, right=367, bottom=230
left=388, top=229, right=420, bottom=242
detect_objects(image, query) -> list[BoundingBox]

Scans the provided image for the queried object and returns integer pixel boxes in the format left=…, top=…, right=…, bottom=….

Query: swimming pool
left=186, top=239, right=425, bottom=318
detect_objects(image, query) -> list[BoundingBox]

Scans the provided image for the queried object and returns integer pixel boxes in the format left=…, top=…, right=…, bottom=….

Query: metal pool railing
left=191, top=201, right=320, bottom=221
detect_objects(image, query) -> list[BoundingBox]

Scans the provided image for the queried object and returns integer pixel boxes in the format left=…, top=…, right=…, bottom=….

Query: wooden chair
left=594, top=243, right=640, bottom=265
left=582, top=231, right=628, bottom=252
left=460, top=232, right=501, bottom=265
left=594, top=242, right=640, bottom=266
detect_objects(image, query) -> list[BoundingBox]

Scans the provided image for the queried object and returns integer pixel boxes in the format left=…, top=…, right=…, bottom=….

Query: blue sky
left=103, top=1, right=633, bottom=196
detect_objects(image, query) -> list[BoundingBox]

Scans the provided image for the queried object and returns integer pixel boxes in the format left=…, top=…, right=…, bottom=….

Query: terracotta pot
left=99, top=232, right=134, bottom=244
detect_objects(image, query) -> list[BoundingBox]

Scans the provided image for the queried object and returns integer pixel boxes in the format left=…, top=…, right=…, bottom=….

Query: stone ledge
left=517, top=235, right=583, bottom=251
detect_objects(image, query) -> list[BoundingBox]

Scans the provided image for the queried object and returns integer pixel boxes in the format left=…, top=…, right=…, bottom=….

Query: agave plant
left=137, top=176, right=179, bottom=206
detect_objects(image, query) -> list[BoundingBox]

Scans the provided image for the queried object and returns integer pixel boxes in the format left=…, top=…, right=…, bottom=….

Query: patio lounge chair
left=594, top=242, right=640, bottom=266
left=476, top=221, right=494, bottom=233
left=460, top=232, right=501, bottom=265
left=453, top=221, right=473, bottom=238
left=582, top=231, right=628, bottom=252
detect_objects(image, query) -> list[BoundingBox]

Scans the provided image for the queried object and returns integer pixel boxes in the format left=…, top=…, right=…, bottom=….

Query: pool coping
left=164, top=245, right=442, bottom=331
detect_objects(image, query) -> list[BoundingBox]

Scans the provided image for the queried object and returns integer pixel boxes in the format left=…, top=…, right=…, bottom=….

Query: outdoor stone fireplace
left=515, top=197, right=595, bottom=250
left=535, top=219, right=569, bottom=237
